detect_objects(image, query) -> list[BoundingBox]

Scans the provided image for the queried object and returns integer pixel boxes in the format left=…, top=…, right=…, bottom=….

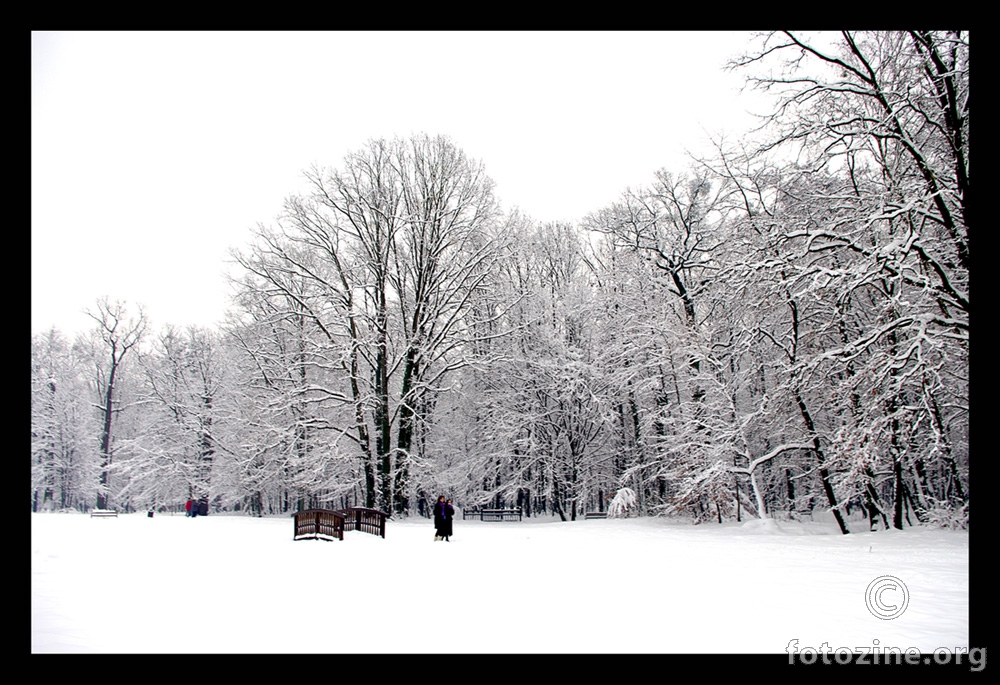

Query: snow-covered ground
left=31, top=511, right=969, bottom=655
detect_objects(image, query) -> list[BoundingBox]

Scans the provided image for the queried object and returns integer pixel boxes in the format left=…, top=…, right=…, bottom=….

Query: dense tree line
left=31, top=33, right=968, bottom=531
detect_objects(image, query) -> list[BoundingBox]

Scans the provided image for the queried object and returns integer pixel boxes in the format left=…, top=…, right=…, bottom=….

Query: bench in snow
left=584, top=512, right=607, bottom=520
left=463, top=507, right=522, bottom=521
left=90, top=509, right=118, bottom=518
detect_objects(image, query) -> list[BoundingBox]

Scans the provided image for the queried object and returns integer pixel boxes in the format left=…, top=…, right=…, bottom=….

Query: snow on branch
left=730, top=443, right=815, bottom=476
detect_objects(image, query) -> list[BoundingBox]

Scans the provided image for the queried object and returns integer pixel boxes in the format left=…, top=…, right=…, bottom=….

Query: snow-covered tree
left=230, top=134, right=507, bottom=514
left=81, top=298, right=146, bottom=510
left=607, top=486, right=638, bottom=518
left=115, top=326, right=234, bottom=512
left=31, top=328, right=101, bottom=511
left=712, top=30, right=969, bottom=530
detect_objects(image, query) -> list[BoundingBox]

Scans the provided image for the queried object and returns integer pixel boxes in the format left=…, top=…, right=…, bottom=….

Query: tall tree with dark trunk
left=231, top=134, right=505, bottom=514
left=85, top=298, right=145, bottom=510
left=390, top=135, right=502, bottom=513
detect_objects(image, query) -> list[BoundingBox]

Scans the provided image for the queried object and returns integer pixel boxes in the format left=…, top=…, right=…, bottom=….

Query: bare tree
left=84, top=298, right=145, bottom=510
left=121, top=326, right=229, bottom=511
left=718, top=31, right=969, bottom=529
left=231, top=135, right=506, bottom=514
left=31, top=328, right=99, bottom=511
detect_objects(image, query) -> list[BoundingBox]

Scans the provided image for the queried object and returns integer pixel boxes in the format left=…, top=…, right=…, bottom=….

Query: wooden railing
left=293, top=509, right=345, bottom=541
left=339, top=507, right=388, bottom=538
left=292, top=507, right=389, bottom=541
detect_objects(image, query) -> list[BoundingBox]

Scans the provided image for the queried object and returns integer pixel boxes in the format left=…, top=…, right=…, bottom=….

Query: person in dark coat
left=433, top=496, right=449, bottom=541
left=444, top=499, right=455, bottom=541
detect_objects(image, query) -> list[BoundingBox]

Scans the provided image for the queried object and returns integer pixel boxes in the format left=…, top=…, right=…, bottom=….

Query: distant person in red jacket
left=185, top=498, right=194, bottom=517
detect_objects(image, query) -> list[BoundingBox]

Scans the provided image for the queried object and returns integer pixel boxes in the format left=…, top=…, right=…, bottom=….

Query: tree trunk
left=97, top=361, right=117, bottom=510
left=795, top=392, right=849, bottom=535
left=395, top=347, right=419, bottom=514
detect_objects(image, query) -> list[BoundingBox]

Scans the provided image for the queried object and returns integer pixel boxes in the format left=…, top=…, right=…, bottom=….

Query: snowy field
left=31, top=511, right=969, bottom=654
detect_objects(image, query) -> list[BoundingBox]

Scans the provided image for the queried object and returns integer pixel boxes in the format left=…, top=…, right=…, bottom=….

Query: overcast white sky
left=32, top=31, right=773, bottom=338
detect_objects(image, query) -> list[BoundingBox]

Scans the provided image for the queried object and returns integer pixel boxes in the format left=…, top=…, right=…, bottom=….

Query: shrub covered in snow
left=923, top=501, right=968, bottom=530
left=607, top=487, right=638, bottom=518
